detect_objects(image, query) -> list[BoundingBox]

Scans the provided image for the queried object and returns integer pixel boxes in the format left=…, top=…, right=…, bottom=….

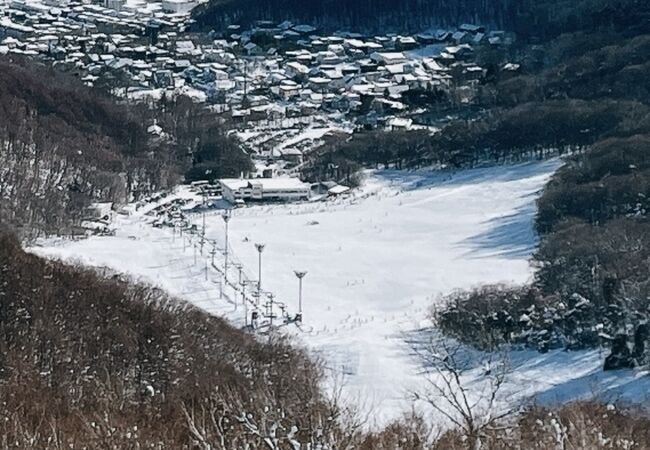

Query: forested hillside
left=424, top=9, right=650, bottom=364
left=513, top=0, right=650, bottom=40
left=193, top=0, right=650, bottom=35
left=192, top=0, right=518, bottom=32
left=0, top=231, right=350, bottom=447
left=0, top=57, right=253, bottom=239
left=0, top=56, right=177, bottom=238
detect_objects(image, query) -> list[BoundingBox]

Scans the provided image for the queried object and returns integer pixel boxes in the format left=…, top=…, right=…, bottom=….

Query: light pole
left=255, top=243, right=265, bottom=305
left=235, top=263, right=243, bottom=286
left=222, top=211, right=231, bottom=286
left=200, top=192, right=207, bottom=254
left=242, top=280, right=255, bottom=328
left=294, top=271, right=307, bottom=320
left=210, top=240, right=217, bottom=265
left=234, top=263, right=243, bottom=300
left=242, top=281, right=247, bottom=326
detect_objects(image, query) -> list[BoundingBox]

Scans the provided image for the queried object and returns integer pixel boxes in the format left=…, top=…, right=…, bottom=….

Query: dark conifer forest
left=192, top=0, right=516, bottom=32
left=192, top=0, right=650, bottom=36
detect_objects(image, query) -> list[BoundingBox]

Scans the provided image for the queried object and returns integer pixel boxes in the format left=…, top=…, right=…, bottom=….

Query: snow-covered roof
left=388, top=117, right=412, bottom=128
left=370, top=52, right=407, bottom=63
left=220, top=177, right=309, bottom=191
left=253, top=177, right=310, bottom=190
left=292, top=24, right=317, bottom=34
left=220, top=179, right=250, bottom=190
left=328, top=184, right=350, bottom=195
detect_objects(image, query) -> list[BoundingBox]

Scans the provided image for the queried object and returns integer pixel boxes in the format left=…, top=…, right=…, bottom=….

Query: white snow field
left=31, top=159, right=650, bottom=427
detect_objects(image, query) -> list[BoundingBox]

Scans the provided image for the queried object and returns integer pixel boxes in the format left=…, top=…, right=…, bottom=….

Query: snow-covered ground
left=31, top=159, right=650, bottom=427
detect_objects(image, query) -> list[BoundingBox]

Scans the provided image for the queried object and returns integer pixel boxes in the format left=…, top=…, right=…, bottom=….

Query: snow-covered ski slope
left=32, top=159, right=650, bottom=426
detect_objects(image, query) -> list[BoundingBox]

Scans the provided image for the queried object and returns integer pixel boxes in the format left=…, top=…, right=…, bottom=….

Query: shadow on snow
left=461, top=199, right=539, bottom=260
left=373, top=159, right=559, bottom=193
left=401, top=326, right=650, bottom=412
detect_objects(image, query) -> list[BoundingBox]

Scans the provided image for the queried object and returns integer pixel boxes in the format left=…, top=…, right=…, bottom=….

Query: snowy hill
left=32, top=160, right=650, bottom=426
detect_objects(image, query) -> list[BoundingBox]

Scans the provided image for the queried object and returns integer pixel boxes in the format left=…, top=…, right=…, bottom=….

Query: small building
left=279, top=80, right=300, bottom=99
left=459, top=24, right=485, bottom=33
left=452, top=31, right=473, bottom=44
left=220, top=177, right=311, bottom=203
left=370, top=51, right=407, bottom=65
left=395, top=36, right=418, bottom=50
left=286, top=61, right=309, bottom=78
left=292, top=24, right=317, bottom=34
left=243, top=41, right=262, bottom=56
left=328, top=184, right=350, bottom=196
left=276, top=147, right=303, bottom=165
left=311, top=181, right=350, bottom=196
left=416, top=33, right=436, bottom=45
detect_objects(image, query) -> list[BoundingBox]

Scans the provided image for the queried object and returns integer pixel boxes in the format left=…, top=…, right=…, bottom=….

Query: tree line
left=192, top=0, right=518, bottom=33
left=301, top=98, right=642, bottom=184
left=431, top=17, right=650, bottom=367
left=0, top=56, right=175, bottom=238
left=193, top=0, right=650, bottom=38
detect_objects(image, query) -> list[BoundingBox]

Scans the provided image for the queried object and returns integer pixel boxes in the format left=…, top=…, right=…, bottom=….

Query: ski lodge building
left=219, top=178, right=311, bottom=203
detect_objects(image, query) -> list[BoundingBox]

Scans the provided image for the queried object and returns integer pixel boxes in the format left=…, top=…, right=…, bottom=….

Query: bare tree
left=411, top=336, right=515, bottom=450
left=179, top=375, right=369, bottom=450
